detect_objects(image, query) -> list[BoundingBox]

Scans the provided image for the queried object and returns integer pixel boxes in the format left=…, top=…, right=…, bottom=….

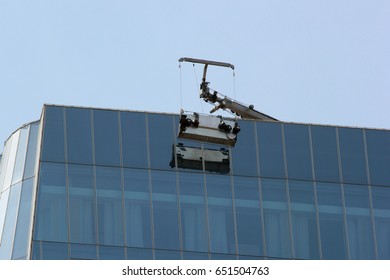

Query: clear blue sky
left=1, top=0, right=389, bottom=151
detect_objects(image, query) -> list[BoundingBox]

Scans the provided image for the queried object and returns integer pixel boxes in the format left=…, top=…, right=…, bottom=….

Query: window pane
left=211, top=253, right=237, bottom=260
left=12, top=178, right=34, bottom=260
left=179, top=172, right=208, bottom=252
left=127, top=247, right=153, bottom=260
left=41, top=242, right=68, bottom=260
left=66, top=107, right=93, bottom=164
left=344, top=184, right=375, bottom=259
left=121, top=112, right=148, bottom=168
left=2, top=131, right=19, bottom=190
left=262, top=178, right=291, bottom=259
left=34, top=163, right=68, bottom=242
left=207, top=174, right=236, bottom=254
left=70, top=244, right=97, bottom=260
left=183, top=251, right=209, bottom=260
left=0, top=188, right=10, bottom=244
left=257, top=122, right=285, bottom=178
left=41, top=106, right=65, bottom=162
left=148, top=114, right=174, bottom=170
left=68, top=164, right=96, bottom=244
left=123, top=168, right=152, bottom=248
left=151, top=170, right=180, bottom=250
left=311, top=125, right=340, bottom=182
left=284, top=124, right=313, bottom=180
left=338, top=128, right=368, bottom=184
left=316, top=182, right=347, bottom=259
left=93, top=109, right=120, bottom=166
left=23, top=122, right=39, bottom=179
left=371, top=186, right=390, bottom=259
left=289, top=180, right=320, bottom=259
left=12, top=127, right=29, bottom=184
left=96, top=166, right=124, bottom=246
left=99, top=245, right=125, bottom=260
left=0, top=182, right=21, bottom=259
left=365, top=130, right=390, bottom=186
left=155, top=249, right=181, bottom=260
left=232, top=120, right=257, bottom=176
left=234, top=176, right=264, bottom=257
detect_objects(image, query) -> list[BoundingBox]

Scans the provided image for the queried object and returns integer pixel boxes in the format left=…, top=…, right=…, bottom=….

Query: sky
left=0, top=0, right=389, bottom=151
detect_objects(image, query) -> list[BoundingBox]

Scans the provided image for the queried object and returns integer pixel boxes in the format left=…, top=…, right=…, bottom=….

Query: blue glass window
left=99, top=245, right=125, bottom=260
left=211, top=253, right=237, bottom=260
left=12, top=179, right=34, bottom=260
left=0, top=182, right=21, bottom=259
left=316, top=182, right=347, bottom=259
left=206, top=174, right=236, bottom=254
left=31, top=241, right=41, bottom=260
left=261, top=178, right=291, bottom=259
left=365, top=129, right=390, bottom=186
left=234, top=176, right=264, bottom=257
left=34, top=163, right=68, bottom=242
left=70, top=244, right=97, bottom=260
left=284, top=124, right=313, bottom=180
left=148, top=114, right=174, bottom=170
left=338, top=128, right=368, bottom=184
left=183, top=251, right=209, bottom=260
left=257, top=122, right=285, bottom=178
left=289, top=180, right=320, bottom=259
left=68, top=164, right=96, bottom=244
left=127, top=248, right=153, bottom=260
left=179, top=172, right=208, bottom=252
left=121, top=112, right=148, bottom=168
left=311, top=125, right=340, bottom=182
left=344, top=184, right=375, bottom=259
left=155, top=249, right=181, bottom=260
left=232, top=120, right=258, bottom=176
left=371, top=186, right=390, bottom=259
left=41, top=242, right=69, bottom=260
left=93, top=109, right=121, bottom=166
left=123, top=168, right=152, bottom=248
left=23, top=122, right=39, bottom=179
left=66, top=107, right=93, bottom=164
left=151, top=170, right=180, bottom=250
left=96, top=166, right=124, bottom=246
left=11, top=127, right=29, bottom=184
left=41, top=106, right=65, bottom=162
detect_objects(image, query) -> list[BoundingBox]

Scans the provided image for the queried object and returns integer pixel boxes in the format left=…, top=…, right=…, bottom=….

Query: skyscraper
left=0, top=104, right=389, bottom=259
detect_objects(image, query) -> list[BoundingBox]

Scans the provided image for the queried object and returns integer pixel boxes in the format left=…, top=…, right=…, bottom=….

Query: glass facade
left=0, top=104, right=389, bottom=260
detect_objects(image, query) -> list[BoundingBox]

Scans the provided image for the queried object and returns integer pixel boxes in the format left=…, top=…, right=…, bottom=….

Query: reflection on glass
left=316, top=182, right=347, bottom=259
left=262, top=178, right=291, bottom=259
left=23, top=122, right=39, bottom=179
left=311, top=125, right=340, bottom=182
left=284, top=124, right=313, bottom=180
left=257, top=122, right=285, bottom=178
left=0, top=183, right=21, bottom=259
left=12, top=127, right=29, bottom=184
left=234, top=176, right=264, bottom=257
left=123, top=168, right=152, bottom=248
left=68, top=164, right=96, bottom=244
left=232, top=121, right=258, bottom=176
left=66, top=107, right=93, bottom=164
left=344, top=184, right=375, bottom=259
left=41, top=242, right=68, bottom=260
left=121, top=112, right=148, bottom=168
left=12, top=179, right=34, bottom=260
left=151, top=170, right=180, bottom=250
left=96, top=166, right=124, bottom=246
left=41, top=106, right=65, bottom=162
left=365, top=130, right=390, bottom=186
left=371, top=186, right=390, bottom=259
left=34, top=163, right=68, bottom=242
left=127, top=247, right=153, bottom=260
left=155, top=249, right=181, bottom=260
left=338, top=128, right=368, bottom=184
left=148, top=114, right=174, bottom=170
left=289, top=180, right=320, bottom=259
left=179, top=172, right=208, bottom=252
left=93, top=110, right=121, bottom=166
left=207, top=174, right=236, bottom=254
